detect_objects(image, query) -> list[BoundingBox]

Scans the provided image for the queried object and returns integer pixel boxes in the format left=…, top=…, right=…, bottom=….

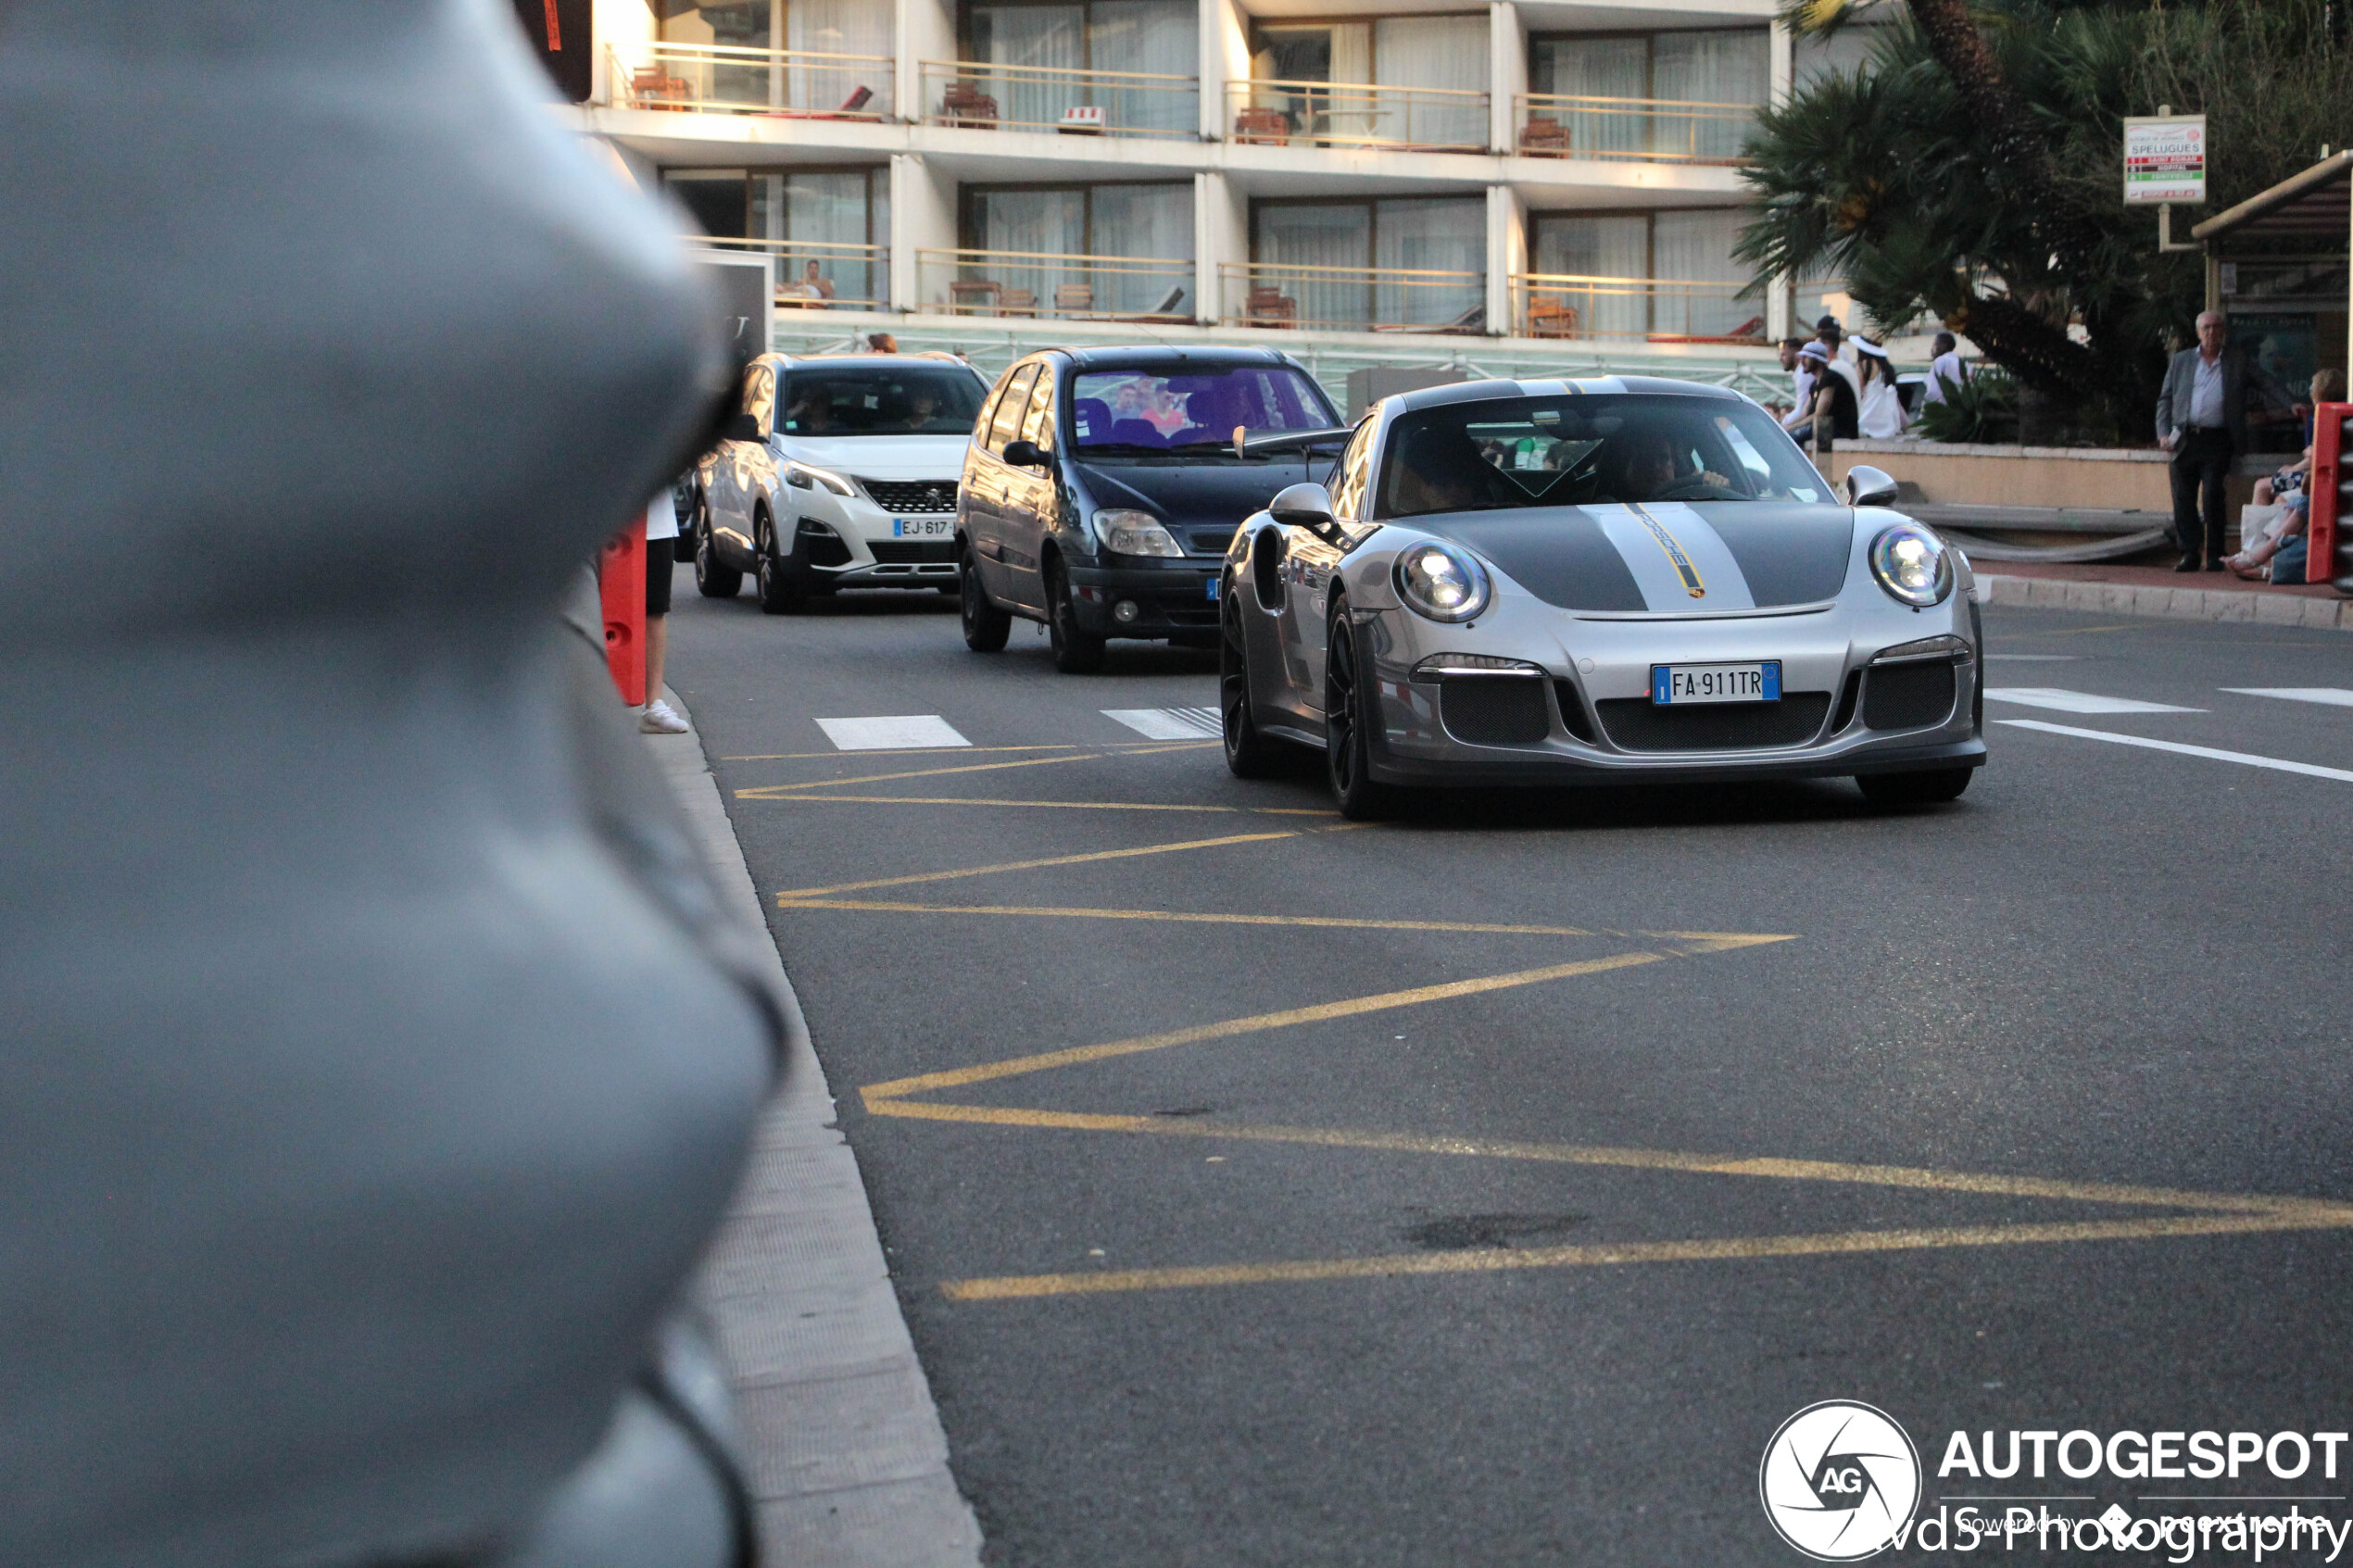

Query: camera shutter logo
left=1759, top=1401, right=1921, bottom=1561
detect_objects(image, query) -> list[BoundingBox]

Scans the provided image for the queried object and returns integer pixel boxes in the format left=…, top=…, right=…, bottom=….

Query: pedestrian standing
left=640, top=492, right=689, bottom=734
left=1924, top=332, right=1968, bottom=405
left=2156, top=310, right=2249, bottom=572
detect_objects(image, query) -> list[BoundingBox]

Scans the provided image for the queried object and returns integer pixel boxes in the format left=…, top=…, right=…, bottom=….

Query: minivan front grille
left=859, top=479, right=959, bottom=514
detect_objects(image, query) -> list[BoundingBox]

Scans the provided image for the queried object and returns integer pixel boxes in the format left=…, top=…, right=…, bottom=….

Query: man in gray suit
left=2156, top=309, right=2249, bottom=571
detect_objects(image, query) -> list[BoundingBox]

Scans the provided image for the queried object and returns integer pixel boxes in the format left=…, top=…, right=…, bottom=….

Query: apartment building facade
left=563, top=0, right=1876, bottom=391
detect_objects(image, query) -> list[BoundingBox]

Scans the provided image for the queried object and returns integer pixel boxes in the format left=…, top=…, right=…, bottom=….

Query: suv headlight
left=1095, top=509, right=1181, bottom=558
left=1869, top=522, right=1953, bottom=608
left=1394, top=540, right=1491, bottom=623
left=787, top=462, right=856, bottom=497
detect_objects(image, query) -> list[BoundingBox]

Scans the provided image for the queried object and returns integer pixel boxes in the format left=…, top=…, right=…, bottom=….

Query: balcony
left=1512, top=94, right=1755, bottom=165
left=918, top=249, right=1194, bottom=320
left=1227, top=80, right=1489, bottom=154
left=701, top=238, right=892, bottom=313
left=921, top=61, right=1199, bottom=139
left=1220, top=263, right=1485, bottom=333
left=605, top=41, right=894, bottom=120
left=1515, top=274, right=1764, bottom=343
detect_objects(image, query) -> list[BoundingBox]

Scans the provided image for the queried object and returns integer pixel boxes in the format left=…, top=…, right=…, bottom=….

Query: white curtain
left=974, top=4, right=1085, bottom=129
left=1534, top=37, right=1647, bottom=157
left=1652, top=207, right=1748, bottom=336
left=1089, top=2, right=1197, bottom=133
left=971, top=188, right=1086, bottom=309
left=786, top=0, right=892, bottom=112
left=1372, top=16, right=1486, bottom=146
left=1374, top=197, right=1484, bottom=327
left=1257, top=203, right=1370, bottom=327
left=1533, top=215, right=1647, bottom=337
left=1651, top=30, right=1766, bottom=158
left=1320, top=23, right=1374, bottom=142
left=1089, top=183, right=1192, bottom=311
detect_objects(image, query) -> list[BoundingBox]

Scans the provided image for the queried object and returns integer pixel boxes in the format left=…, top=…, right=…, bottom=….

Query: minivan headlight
left=1095, top=510, right=1182, bottom=558
left=1394, top=540, right=1491, bottom=623
left=788, top=462, right=856, bottom=497
left=1869, top=522, right=1953, bottom=608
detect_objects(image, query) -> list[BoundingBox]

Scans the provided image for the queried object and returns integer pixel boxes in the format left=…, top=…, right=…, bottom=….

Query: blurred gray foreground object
left=0, top=3, right=784, bottom=1564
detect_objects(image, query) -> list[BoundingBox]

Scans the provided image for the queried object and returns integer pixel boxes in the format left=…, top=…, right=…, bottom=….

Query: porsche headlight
left=1095, top=509, right=1182, bottom=558
left=1394, top=541, right=1491, bottom=623
left=787, top=461, right=857, bottom=497
left=1869, top=522, right=1953, bottom=608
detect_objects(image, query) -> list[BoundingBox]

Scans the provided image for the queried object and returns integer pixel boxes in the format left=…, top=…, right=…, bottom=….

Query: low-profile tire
left=1856, top=767, right=1973, bottom=806
left=1046, top=560, right=1106, bottom=674
left=1324, top=604, right=1397, bottom=820
left=961, top=546, right=1011, bottom=652
left=754, top=512, right=809, bottom=615
left=1220, top=580, right=1281, bottom=779
left=692, top=501, right=742, bottom=599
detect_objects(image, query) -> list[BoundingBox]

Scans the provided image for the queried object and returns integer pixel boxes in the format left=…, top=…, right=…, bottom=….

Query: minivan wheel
left=1220, top=583, right=1280, bottom=779
left=693, top=502, right=742, bottom=598
left=1046, top=561, right=1105, bottom=674
left=1325, top=606, right=1396, bottom=820
left=754, top=512, right=807, bottom=615
left=961, top=546, right=1011, bottom=651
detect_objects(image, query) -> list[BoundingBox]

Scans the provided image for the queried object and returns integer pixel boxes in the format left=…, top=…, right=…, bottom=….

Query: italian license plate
left=1652, top=660, right=1781, bottom=705
left=891, top=517, right=951, bottom=538
left=1205, top=576, right=1220, bottom=600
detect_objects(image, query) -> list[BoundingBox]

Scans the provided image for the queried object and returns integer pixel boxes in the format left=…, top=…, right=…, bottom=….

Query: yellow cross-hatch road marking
left=782, top=899, right=1609, bottom=937
left=777, top=831, right=1302, bottom=901
left=736, top=741, right=1218, bottom=799
left=757, top=795, right=1340, bottom=816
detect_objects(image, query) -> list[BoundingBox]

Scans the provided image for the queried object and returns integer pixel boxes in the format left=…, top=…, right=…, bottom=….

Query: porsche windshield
left=1376, top=394, right=1828, bottom=519
left=1071, top=366, right=1335, bottom=457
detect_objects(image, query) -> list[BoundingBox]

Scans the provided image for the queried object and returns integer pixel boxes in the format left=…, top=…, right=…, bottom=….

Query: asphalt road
left=667, top=577, right=2353, bottom=1566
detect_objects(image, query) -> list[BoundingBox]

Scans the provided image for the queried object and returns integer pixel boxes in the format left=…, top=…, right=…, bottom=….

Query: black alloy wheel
left=1220, top=580, right=1280, bottom=778
left=1045, top=560, right=1105, bottom=674
left=693, top=498, right=742, bottom=598
left=1856, top=767, right=1973, bottom=807
left=754, top=511, right=807, bottom=615
left=961, top=545, right=1011, bottom=651
left=1323, top=602, right=1393, bottom=820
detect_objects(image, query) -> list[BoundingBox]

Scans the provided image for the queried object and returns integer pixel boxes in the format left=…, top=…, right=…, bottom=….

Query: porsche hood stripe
left=1587, top=505, right=1756, bottom=612
left=1410, top=504, right=1842, bottom=613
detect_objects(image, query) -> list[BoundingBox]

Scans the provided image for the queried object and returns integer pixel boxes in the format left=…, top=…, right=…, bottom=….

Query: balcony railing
left=701, top=238, right=891, bottom=313
left=918, top=248, right=1194, bottom=320
left=605, top=41, right=894, bottom=119
left=1227, top=79, right=1489, bottom=154
left=921, top=60, right=1198, bottom=138
left=1515, top=274, right=1764, bottom=343
left=1220, top=263, right=1486, bottom=333
left=1512, top=93, right=1755, bottom=164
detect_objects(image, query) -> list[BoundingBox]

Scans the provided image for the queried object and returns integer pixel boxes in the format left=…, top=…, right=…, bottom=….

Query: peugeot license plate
left=1652, top=661, right=1781, bottom=705
left=891, top=517, right=952, bottom=538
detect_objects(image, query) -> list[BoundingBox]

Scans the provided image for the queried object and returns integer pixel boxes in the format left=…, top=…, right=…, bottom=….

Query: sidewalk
left=1976, top=559, right=2353, bottom=632
left=646, top=691, right=983, bottom=1568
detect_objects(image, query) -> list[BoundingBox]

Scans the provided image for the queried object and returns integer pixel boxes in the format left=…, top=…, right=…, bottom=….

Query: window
left=1529, top=30, right=1765, bottom=160
left=662, top=167, right=889, bottom=307
left=742, top=364, right=775, bottom=438
left=777, top=364, right=987, bottom=437
left=1252, top=197, right=1485, bottom=331
left=1328, top=420, right=1377, bottom=521
left=1246, top=15, right=1486, bottom=147
left=966, top=1, right=1198, bottom=132
left=961, top=182, right=1192, bottom=317
left=1529, top=209, right=1757, bottom=340
left=987, top=365, right=1040, bottom=453
left=654, top=2, right=893, bottom=110
left=1019, top=369, right=1059, bottom=449
left=1069, top=367, right=1336, bottom=452
left=1376, top=395, right=1823, bottom=519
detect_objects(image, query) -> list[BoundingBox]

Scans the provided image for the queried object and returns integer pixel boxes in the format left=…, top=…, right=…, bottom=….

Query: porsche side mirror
left=1268, top=482, right=1335, bottom=531
left=1001, top=438, right=1051, bottom=468
left=1843, top=465, right=1901, bottom=508
left=724, top=412, right=763, bottom=443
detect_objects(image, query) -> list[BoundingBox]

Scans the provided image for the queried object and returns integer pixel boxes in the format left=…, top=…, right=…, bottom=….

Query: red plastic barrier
left=2313, top=401, right=2351, bottom=593
left=600, top=513, right=647, bottom=706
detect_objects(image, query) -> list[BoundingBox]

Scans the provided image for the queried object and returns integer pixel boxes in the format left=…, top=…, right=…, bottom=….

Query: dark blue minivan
left=956, top=346, right=1344, bottom=672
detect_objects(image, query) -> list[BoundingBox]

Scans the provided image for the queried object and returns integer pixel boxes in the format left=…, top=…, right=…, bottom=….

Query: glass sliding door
left=970, top=3, right=1085, bottom=128
left=1651, top=208, right=1751, bottom=337
left=1531, top=214, right=1648, bottom=337
left=1371, top=15, right=1486, bottom=148
left=1373, top=197, right=1485, bottom=329
left=963, top=182, right=1191, bottom=316
left=1255, top=202, right=1372, bottom=329
left=785, top=0, right=895, bottom=113
left=1651, top=31, right=1767, bottom=159
left=1254, top=196, right=1484, bottom=329
left=1088, top=2, right=1198, bottom=133
left=656, top=0, right=778, bottom=108
left=1530, top=37, right=1646, bottom=158
left=755, top=169, right=888, bottom=307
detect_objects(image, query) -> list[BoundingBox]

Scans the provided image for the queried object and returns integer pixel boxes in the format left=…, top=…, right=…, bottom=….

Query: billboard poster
left=2123, top=115, right=2208, bottom=204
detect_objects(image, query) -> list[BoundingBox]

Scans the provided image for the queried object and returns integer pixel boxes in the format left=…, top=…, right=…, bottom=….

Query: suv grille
left=859, top=479, right=959, bottom=514
left=1596, top=693, right=1832, bottom=752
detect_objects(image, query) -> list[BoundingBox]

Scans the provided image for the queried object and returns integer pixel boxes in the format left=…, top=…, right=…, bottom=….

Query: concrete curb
left=1978, top=573, right=2353, bottom=632
left=646, top=693, right=984, bottom=1568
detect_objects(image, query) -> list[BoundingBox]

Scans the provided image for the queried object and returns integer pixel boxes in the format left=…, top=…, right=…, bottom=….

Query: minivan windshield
left=1071, top=366, right=1336, bottom=456
left=779, top=365, right=986, bottom=437
left=1376, top=394, right=1828, bottom=519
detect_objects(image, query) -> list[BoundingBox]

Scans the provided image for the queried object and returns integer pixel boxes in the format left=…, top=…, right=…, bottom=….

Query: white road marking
left=2221, top=687, right=2353, bottom=708
left=1985, top=687, right=2204, bottom=714
left=1103, top=707, right=1222, bottom=741
left=1983, top=654, right=2081, bottom=662
left=1995, top=720, right=2353, bottom=784
left=815, top=715, right=972, bottom=751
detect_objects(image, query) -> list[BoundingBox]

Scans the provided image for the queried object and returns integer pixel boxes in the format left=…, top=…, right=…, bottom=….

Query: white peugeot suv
left=692, top=352, right=991, bottom=613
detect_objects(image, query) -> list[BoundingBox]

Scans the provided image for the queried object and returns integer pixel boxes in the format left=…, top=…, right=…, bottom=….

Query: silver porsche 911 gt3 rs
left=1217, top=376, right=1986, bottom=818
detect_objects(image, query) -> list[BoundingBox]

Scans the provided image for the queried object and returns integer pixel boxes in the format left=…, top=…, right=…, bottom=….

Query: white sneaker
left=639, top=698, right=689, bottom=734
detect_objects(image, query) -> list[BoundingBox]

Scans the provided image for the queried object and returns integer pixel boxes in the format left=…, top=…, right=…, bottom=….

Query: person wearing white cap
left=1781, top=338, right=1820, bottom=437
left=1853, top=335, right=1908, bottom=439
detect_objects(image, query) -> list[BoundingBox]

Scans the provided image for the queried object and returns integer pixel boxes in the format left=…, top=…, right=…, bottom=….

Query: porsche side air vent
left=1440, top=676, right=1552, bottom=746
left=1863, top=662, right=1957, bottom=731
left=1596, top=693, right=1833, bottom=752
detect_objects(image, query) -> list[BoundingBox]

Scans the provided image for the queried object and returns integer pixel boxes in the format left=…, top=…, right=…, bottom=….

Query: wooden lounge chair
left=1244, top=286, right=1296, bottom=328
left=949, top=279, right=1001, bottom=314
left=1052, top=282, right=1095, bottom=315
left=999, top=288, right=1038, bottom=317
left=940, top=82, right=999, bottom=129
left=1528, top=296, right=1579, bottom=338
left=630, top=65, right=692, bottom=111
left=1233, top=107, right=1290, bottom=145
left=1519, top=116, right=1567, bottom=157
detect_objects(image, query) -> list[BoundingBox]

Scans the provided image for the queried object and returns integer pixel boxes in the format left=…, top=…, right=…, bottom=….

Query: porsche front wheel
left=1220, top=581, right=1280, bottom=779
left=1324, top=607, right=1395, bottom=820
